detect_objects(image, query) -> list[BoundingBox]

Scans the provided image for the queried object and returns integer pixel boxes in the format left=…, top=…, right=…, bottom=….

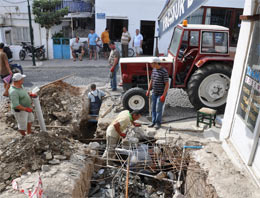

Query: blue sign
left=97, top=13, right=105, bottom=19
left=159, top=0, right=208, bottom=36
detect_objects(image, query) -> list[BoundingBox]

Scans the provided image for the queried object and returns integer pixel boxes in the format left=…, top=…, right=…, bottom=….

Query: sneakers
left=148, top=123, right=155, bottom=128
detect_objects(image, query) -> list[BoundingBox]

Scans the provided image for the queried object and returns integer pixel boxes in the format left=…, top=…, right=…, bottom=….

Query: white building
left=158, top=0, right=245, bottom=55
left=95, top=0, right=166, bottom=56
left=220, top=0, right=260, bottom=186
left=0, top=0, right=93, bottom=60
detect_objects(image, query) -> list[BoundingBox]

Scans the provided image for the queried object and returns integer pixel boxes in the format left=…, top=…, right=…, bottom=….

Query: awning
left=158, top=0, right=208, bottom=36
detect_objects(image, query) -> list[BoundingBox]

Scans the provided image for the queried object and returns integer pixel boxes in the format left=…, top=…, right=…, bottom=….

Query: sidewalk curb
left=23, top=65, right=109, bottom=69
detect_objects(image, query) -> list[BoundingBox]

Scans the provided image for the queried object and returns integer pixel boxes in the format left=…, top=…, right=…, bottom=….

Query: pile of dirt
left=39, top=81, right=82, bottom=125
left=0, top=132, right=74, bottom=192
left=38, top=81, right=91, bottom=138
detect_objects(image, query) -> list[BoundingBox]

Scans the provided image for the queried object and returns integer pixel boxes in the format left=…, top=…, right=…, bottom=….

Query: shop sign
left=97, top=13, right=105, bottom=19
left=158, top=0, right=208, bottom=36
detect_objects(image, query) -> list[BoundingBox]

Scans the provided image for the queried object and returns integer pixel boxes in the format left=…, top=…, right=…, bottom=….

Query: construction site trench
left=1, top=81, right=259, bottom=198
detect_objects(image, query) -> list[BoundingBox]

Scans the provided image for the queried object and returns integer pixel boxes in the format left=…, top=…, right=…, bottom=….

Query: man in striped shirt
left=121, top=27, right=131, bottom=57
left=146, top=57, right=169, bottom=129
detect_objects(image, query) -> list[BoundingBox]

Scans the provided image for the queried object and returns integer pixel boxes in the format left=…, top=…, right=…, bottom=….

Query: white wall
left=96, top=0, right=165, bottom=54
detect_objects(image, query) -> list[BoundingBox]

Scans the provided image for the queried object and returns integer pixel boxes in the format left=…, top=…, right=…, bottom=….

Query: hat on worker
left=150, top=57, right=160, bottom=63
left=13, top=73, right=26, bottom=81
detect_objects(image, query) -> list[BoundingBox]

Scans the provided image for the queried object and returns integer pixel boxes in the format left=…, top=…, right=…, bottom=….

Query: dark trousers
left=121, top=44, right=128, bottom=57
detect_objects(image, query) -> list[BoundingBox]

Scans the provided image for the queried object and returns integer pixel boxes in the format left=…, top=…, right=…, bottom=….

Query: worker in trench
left=102, top=110, right=142, bottom=165
left=8, top=73, right=37, bottom=136
left=88, top=84, right=105, bottom=115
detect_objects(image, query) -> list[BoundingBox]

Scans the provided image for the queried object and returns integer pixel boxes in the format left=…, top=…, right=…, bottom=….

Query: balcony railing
left=58, top=0, right=92, bottom=13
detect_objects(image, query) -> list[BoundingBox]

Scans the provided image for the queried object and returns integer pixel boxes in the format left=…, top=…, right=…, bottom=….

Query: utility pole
left=27, top=0, right=36, bottom=66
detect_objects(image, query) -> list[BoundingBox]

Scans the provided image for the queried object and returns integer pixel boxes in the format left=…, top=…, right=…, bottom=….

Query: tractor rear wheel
left=122, top=87, right=148, bottom=113
left=187, top=63, right=232, bottom=112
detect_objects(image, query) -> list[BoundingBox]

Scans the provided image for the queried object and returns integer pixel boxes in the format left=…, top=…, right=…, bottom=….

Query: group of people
left=103, top=57, right=169, bottom=165
left=70, top=27, right=144, bottom=61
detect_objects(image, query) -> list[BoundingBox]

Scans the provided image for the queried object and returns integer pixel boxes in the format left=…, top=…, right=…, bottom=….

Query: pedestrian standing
left=146, top=57, right=169, bottom=129
left=101, top=28, right=110, bottom=59
left=70, top=36, right=84, bottom=61
left=9, top=73, right=36, bottom=136
left=88, top=29, right=100, bottom=60
left=132, top=29, right=143, bottom=57
left=88, top=84, right=106, bottom=115
left=0, top=43, right=12, bottom=97
left=108, top=41, right=120, bottom=91
left=102, top=110, right=141, bottom=165
left=121, top=27, right=131, bottom=57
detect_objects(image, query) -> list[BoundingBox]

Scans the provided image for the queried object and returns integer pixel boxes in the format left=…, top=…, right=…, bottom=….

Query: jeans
left=152, top=94, right=164, bottom=125
left=110, top=64, right=119, bottom=91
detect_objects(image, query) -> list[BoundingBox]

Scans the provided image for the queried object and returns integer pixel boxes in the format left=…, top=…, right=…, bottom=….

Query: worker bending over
left=102, top=110, right=141, bottom=164
left=88, top=84, right=105, bottom=115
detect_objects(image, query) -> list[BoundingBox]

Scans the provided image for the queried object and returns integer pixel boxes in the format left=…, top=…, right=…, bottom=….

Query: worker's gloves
left=120, top=133, right=126, bottom=138
left=29, top=93, right=37, bottom=98
left=145, top=91, right=150, bottom=97
left=25, top=107, right=33, bottom=113
left=160, top=95, right=166, bottom=103
left=110, top=67, right=115, bottom=73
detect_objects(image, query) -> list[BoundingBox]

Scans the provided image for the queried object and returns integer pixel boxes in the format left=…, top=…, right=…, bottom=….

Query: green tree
left=33, top=0, right=68, bottom=59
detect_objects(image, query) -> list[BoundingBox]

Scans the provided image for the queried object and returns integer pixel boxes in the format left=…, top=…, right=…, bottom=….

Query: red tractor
left=120, top=22, right=234, bottom=113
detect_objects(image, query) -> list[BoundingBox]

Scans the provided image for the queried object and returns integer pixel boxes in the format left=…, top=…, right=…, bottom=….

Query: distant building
left=0, top=0, right=94, bottom=59
left=95, top=0, right=166, bottom=56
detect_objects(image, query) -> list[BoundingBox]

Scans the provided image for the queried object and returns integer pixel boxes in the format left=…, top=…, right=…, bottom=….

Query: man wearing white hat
left=9, top=73, right=35, bottom=136
left=146, top=57, right=169, bottom=129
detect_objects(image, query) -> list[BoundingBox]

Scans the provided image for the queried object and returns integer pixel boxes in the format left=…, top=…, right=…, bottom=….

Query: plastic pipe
left=32, top=96, right=46, bottom=132
left=183, top=145, right=203, bottom=149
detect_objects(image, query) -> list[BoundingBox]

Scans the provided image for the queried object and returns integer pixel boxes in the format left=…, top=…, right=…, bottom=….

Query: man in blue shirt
left=88, top=29, right=100, bottom=60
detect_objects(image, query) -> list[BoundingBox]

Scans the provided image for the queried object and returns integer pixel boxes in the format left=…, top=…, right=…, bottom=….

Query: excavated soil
left=0, top=132, right=74, bottom=192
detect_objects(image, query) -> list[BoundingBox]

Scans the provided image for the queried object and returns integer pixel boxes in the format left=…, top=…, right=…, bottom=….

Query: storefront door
left=231, top=5, right=260, bottom=178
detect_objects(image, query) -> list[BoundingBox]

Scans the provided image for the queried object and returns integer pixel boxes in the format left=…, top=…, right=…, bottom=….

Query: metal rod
left=125, top=155, right=130, bottom=198
left=39, top=74, right=75, bottom=89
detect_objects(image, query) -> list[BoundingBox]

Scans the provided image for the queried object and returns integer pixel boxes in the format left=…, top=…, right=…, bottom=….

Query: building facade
left=220, top=0, right=260, bottom=186
left=159, top=0, right=245, bottom=55
left=95, top=0, right=166, bottom=56
left=0, top=0, right=93, bottom=60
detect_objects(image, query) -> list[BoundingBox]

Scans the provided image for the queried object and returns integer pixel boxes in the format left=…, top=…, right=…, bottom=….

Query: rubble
left=0, top=132, right=74, bottom=192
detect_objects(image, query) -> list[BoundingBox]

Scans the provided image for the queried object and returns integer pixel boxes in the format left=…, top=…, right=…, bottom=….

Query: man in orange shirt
left=101, top=28, right=110, bottom=58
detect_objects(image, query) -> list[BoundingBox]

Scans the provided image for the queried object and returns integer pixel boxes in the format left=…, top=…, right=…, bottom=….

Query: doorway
left=107, top=19, right=128, bottom=42
left=140, top=20, right=155, bottom=55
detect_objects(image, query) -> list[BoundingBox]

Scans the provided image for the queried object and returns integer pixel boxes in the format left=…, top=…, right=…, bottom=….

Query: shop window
left=237, top=16, right=260, bottom=132
left=205, top=8, right=231, bottom=27
left=201, top=31, right=228, bottom=54
left=186, top=8, right=204, bottom=24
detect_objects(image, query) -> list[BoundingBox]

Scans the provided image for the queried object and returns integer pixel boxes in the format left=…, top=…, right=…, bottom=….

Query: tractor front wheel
left=122, top=88, right=148, bottom=113
left=187, top=63, right=232, bottom=112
